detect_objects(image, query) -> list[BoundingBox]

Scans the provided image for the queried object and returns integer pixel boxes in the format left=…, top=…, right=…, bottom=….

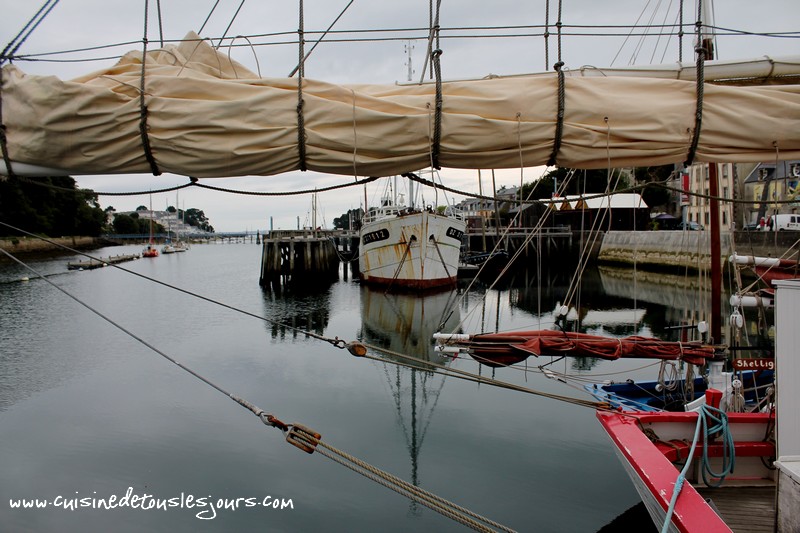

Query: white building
left=683, top=162, right=735, bottom=231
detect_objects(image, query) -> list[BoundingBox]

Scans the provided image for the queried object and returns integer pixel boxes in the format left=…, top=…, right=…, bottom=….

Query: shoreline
left=0, top=236, right=115, bottom=259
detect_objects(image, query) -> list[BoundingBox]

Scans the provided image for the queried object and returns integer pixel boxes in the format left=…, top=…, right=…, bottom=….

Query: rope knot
left=553, top=61, right=564, bottom=71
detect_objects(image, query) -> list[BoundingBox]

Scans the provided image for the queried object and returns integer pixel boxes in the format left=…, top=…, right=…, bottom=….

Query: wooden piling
left=259, top=232, right=340, bottom=287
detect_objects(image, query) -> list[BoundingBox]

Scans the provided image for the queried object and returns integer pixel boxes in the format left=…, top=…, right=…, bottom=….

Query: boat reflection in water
left=358, top=286, right=461, bottom=510
left=359, top=286, right=461, bottom=366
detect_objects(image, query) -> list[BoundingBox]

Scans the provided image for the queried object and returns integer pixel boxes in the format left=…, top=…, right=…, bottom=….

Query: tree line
left=0, top=176, right=214, bottom=237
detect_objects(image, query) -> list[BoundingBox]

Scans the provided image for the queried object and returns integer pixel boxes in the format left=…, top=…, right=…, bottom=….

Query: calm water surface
left=0, top=243, right=761, bottom=532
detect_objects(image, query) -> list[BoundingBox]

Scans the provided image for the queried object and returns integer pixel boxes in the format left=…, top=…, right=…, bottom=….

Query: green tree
left=184, top=208, right=214, bottom=232
left=633, top=165, right=674, bottom=209
left=110, top=213, right=164, bottom=234
left=0, top=176, right=106, bottom=237
left=111, top=213, right=140, bottom=234
left=333, top=208, right=363, bottom=230
left=518, top=167, right=633, bottom=201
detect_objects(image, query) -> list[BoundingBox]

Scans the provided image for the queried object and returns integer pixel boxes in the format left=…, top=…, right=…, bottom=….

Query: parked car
left=743, top=222, right=760, bottom=231
left=678, top=221, right=703, bottom=231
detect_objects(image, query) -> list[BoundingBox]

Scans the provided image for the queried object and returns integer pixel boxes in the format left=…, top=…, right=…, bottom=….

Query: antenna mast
left=404, top=41, right=415, bottom=82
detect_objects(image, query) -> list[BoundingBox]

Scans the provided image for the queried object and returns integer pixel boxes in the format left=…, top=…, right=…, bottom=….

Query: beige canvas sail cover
left=2, top=31, right=799, bottom=178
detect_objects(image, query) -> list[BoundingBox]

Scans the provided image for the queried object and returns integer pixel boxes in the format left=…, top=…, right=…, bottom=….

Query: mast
left=700, top=0, right=722, bottom=343
left=149, top=192, right=154, bottom=244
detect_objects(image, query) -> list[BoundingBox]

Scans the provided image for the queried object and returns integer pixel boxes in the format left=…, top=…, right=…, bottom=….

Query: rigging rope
left=0, top=0, right=60, bottom=65
left=296, top=0, right=308, bottom=171
left=6, top=22, right=799, bottom=65
left=546, top=61, right=565, bottom=167
left=198, top=0, right=221, bottom=35
left=678, top=0, right=684, bottom=62
left=215, top=0, right=246, bottom=49
left=544, top=0, right=550, bottom=70
left=684, top=0, right=707, bottom=167
left=661, top=403, right=735, bottom=532
left=0, top=69, right=13, bottom=179
left=155, top=0, right=164, bottom=47
left=9, top=174, right=381, bottom=198
left=556, top=0, right=563, bottom=63
left=138, top=0, right=162, bottom=176
left=311, top=436, right=516, bottom=533
left=288, top=0, right=355, bottom=78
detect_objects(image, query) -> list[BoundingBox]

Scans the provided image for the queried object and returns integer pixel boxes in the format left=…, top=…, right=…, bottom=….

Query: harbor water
left=0, top=243, right=763, bottom=532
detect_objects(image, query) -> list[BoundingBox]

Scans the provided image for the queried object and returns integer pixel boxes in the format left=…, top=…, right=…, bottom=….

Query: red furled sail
left=440, top=330, right=716, bottom=366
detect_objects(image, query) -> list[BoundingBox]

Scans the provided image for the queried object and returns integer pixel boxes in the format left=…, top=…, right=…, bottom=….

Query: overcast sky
left=3, top=1, right=799, bottom=231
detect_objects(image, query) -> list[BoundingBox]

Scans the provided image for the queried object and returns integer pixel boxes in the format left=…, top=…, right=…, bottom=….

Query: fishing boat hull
left=598, top=409, right=775, bottom=533
left=359, top=210, right=465, bottom=290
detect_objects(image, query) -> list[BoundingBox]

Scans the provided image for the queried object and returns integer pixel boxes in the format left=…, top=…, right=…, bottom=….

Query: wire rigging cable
left=0, top=0, right=60, bottom=64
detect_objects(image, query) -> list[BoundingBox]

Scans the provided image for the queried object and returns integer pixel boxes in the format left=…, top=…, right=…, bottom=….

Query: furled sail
left=434, top=330, right=716, bottom=367
left=2, top=31, right=800, bottom=178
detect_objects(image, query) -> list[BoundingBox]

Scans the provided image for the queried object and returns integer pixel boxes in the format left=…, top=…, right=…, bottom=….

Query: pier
left=259, top=230, right=352, bottom=287
left=464, top=225, right=576, bottom=261
left=67, top=253, right=140, bottom=270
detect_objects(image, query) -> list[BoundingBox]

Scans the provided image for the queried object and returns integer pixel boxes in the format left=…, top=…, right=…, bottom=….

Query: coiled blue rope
left=661, top=404, right=735, bottom=533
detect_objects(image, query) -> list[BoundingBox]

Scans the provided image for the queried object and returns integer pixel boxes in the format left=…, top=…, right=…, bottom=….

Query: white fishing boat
left=359, top=173, right=465, bottom=290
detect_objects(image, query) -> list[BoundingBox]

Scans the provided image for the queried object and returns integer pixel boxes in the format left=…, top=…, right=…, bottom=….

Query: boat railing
left=362, top=206, right=404, bottom=225
left=361, top=203, right=466, bottom=226
left=442, top=205, right=466, bottom=222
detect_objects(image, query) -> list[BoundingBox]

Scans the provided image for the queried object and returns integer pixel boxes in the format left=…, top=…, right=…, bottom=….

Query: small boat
left=142, top=195, right=159, bottom=257
left=586, top=365, right=774, bottom=413
left=597, top=403, right=776, bottom=533
left=594, top=279, right=799, bottom=533
left=161, top=242, right=176, bottom=254
left=142, top=244, right=159, bottom=258
left=358, top=172, right=466, bottom=291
